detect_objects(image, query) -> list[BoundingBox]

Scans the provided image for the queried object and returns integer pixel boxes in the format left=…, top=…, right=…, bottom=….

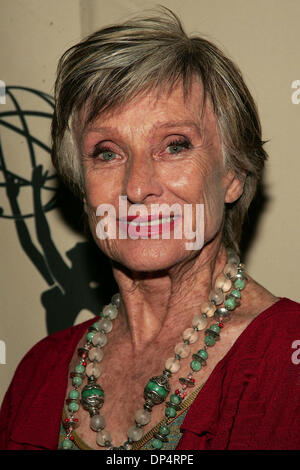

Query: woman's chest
left=62, top=323, right=245, bottom=450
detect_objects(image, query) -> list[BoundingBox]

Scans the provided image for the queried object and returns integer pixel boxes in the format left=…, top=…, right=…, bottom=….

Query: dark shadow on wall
left=239, top=179, right=271, bottom=263
left=44, top=181, right=118, bottom=334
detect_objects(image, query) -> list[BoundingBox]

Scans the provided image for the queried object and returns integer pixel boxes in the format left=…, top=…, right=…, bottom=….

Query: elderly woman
left=1, top=9, right=299, bottom=451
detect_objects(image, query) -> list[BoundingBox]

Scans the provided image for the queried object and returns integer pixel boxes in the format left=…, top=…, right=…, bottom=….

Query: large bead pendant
left=81, top=379, right=104, bottom=416
left=144, top=371, right=171, bottom=406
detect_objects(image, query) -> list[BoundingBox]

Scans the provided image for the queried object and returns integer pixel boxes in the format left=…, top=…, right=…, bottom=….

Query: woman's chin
left=109, top=239, right=191, bottom=273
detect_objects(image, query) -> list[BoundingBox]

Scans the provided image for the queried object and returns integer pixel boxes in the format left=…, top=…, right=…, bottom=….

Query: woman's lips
left=116, top=215, right=182, bottom=237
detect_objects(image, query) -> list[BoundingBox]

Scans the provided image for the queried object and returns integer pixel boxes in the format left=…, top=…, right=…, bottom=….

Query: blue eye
left=92, top=146, right=117, bottom=161
left=101, top=150, right=117, bottom=161
left=166, top=139, right=190, bottom=154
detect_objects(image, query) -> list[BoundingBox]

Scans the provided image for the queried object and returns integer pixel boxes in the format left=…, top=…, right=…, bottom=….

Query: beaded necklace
left=62, top=251, right=247, bottom=450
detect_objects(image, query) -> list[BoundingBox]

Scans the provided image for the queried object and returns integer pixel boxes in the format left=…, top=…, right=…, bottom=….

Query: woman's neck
left=111, top=239, right=229, bottom=353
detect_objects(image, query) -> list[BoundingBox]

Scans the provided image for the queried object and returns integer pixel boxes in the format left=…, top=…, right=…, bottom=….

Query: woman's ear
left=224, top=170, right=247, bottom=204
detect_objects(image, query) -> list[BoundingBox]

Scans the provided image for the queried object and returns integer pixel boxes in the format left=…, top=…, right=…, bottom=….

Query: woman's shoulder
left=17, top=315, right=98, bottom=369
left=227, top=296, right=300, bottom=369
left=247, top=296, right=300, bottom=334
left=236, top=275, right=300, bottom=346
left=3, top=316, right=99, bottom=401
left=0, top=316, right=99, bottom=449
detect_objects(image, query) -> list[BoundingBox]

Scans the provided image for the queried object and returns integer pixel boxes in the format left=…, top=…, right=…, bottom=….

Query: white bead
left=199, top=302, right=216, bottom=318
left=90, top=414, right=105, bottom=431
left=223, top=263, right=238, bottom=279
left=192, top=312, right=210, bottom=331
left=98, top=318, right=113, bottom=333
left=135, top=408, right=151, bottom=425
left=165, top=357, right=181, bottom=373
left=182, top=328, right=198, bottom=344
left=86, top=362, right=102, bottom=378
left=102, top=304, right=118, bottom=320
left=88, top=347, right=104, bottom=362
left=92, top=332, right=107, bottom=347
left=174, top=342, right=191, bottom=358
left=127, top=425, right=143, bottom=442
left=109, top=303, right=119, bottom=320
left=214, top=273, right=232, bottom=292
left=96, top=429, right=112, bottom=446
left=209, top=288, right=224, bottom=305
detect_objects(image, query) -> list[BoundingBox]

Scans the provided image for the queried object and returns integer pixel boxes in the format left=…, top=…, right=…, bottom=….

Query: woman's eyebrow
left=83, top=126, right=120, bottom=135
left=81, top=126, right=124, bottom=146
left=156, top=120, right=203, bottom=136
left=158, top=120, right=201, bottom=129
left=84, top=121, right=202, bottom=135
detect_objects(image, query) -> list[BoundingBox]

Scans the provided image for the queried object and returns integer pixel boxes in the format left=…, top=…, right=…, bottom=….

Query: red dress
left=1, top=297, right=300, bottom=450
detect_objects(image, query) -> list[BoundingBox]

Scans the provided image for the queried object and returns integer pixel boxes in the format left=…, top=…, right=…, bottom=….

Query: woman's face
left=80, top=79, right=242, bottom=271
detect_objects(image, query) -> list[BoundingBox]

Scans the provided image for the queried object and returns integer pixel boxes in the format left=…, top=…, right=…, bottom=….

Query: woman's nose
left=124, top=152, right=163, bottom=204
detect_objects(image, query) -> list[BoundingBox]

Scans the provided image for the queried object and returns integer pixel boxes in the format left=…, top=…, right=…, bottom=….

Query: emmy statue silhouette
left=0, top=86, right=117, bottom=334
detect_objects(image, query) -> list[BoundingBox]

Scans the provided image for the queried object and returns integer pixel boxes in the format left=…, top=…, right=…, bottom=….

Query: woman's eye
left=166, top=139, right=191, bottom=154
left=100, top=150, right=117, bottom=161
left=92, top=146, right=118, bottom=161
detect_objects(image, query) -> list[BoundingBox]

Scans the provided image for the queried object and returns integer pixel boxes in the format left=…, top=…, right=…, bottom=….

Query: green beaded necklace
left=62, top=251, right=247, bottom=450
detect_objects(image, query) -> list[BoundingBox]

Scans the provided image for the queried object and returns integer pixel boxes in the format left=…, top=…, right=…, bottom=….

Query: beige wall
left=1, top=0, right=300, bottom=404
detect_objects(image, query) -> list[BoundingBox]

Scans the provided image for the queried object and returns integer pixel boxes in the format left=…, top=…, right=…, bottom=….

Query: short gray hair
left=51, top=7, right=268, bottom=252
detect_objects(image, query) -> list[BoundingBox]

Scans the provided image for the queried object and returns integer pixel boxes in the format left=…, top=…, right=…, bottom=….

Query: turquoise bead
left=197, top=349, right=208, bottom=361
left=204, top=335, right=215, bottom=347
left=87, top=331, right=96, bottom=342
left=145, top=380, right=169, bottom=399
left=234, top=278, right=245, bottom=290
left=209, top=324, right=220, bottom=334
left=62, top=439, right=73, bottom=449
left=170, top=394, right=182, bottom=405
left=225, top=296, right=236, bottom=311
left=159, top=424, right=170, bottom=436
left=81, top=387, right=104, bottom=399
left=152, top=438, right=163, bottom=449
left=68, top=401, right=79, bottom=412
left=75, top=364, right=85, bottom=374
left=165, top=406, right=177, bottom=418
left=230, top=289, right=241, bottom=299
left=72, top=376, right=83, bottom=387
left=92, top=321, right=99, bottom=330
left=190, top=359, right=202, bottom=371
left=69, top=389, right=80, bottom=400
